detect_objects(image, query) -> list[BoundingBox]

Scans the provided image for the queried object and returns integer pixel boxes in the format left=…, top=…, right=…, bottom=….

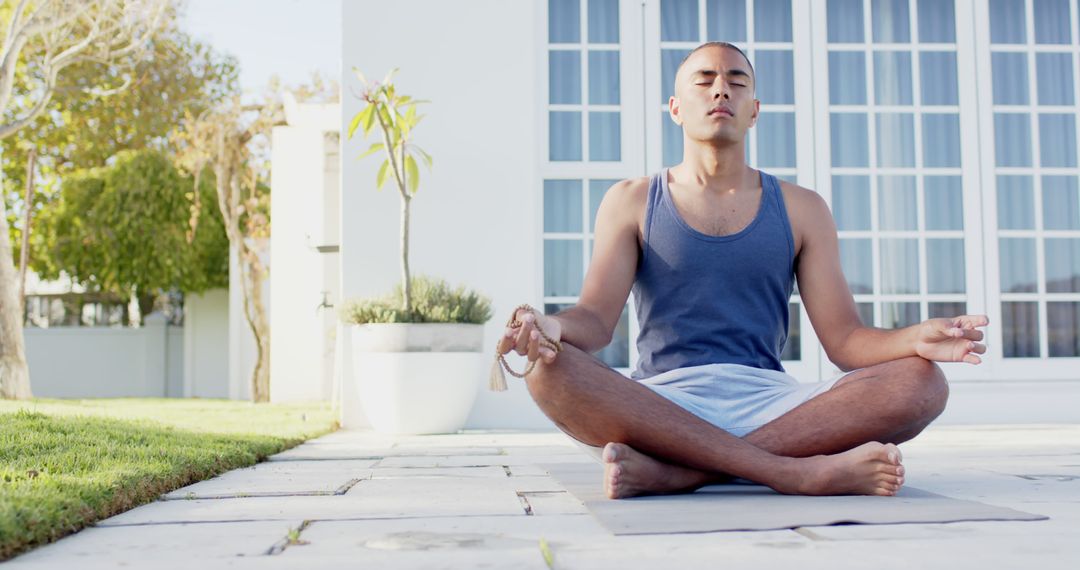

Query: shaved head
left=674, top=42, right=756, bottom=91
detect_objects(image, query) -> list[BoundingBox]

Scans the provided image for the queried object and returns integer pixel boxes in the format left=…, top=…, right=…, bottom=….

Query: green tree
left=0, top=0, right=169, bottom=400
left=3, top=16, right=238, bottom=279
left=35, top=149, right=228, bottom=318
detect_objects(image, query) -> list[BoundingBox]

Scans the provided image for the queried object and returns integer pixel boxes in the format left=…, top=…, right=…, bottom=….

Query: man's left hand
left=914, top=315, right=989, bottom=365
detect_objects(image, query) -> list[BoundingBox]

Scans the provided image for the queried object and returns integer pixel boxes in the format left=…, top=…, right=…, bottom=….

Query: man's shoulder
left=607, top=175, right=652, bottom=201
left=775, top=178, right=830, bottom=216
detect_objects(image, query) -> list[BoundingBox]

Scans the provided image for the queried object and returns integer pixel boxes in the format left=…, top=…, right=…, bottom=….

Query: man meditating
left=495, top=42, right=988, bottom=499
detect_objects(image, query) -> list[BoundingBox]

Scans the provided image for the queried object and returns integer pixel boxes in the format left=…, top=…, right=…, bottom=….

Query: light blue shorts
left=567, top=362, right=849, bottom=461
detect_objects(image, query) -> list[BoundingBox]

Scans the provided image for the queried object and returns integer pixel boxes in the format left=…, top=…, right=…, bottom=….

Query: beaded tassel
left=489, top=304, right=561, bottom=392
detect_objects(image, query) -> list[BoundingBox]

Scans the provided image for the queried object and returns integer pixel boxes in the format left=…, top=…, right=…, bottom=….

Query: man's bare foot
left=602, top=442, right=727, bottom=499
left=786, top=441, right=906, bottom=496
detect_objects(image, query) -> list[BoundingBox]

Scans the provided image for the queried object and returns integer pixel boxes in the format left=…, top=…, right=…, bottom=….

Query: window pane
left=588, top=50, right=620, bottom=104
left=545, top=303, right=573, bottom=316
left=707, top=0, right=747, bottom=41
left=831, top=113, right=869, bottom=167
left=544, top=239, right=584, bottom=296
left=876, top=113, right=916, bottom=168
left=999, top=238, right=1037, bottom=293
left=832, top=175, right=871, bottom=231
left=874, top=51, right=913, bottom=105
left=927, top=238, right=966, bottom=293
left=588, top=0, right=619, bottom=43
left=878, top=175, right=918, bottom=231
left=925, top=176, right=964, bottom=230
left=856, top=302, right=875, bottom=326
left=918, top=0, right=956, bottom=42
left=1047, top=302, right=1080, bottom=357
left=923, top=113, right=961, bottom=168
left=828, top=0, right=864, bottom=42
left=840, top=239, right=874, bottom=293
left=1045, top=238, right=1080, bottom=293
left=1043, top=175, right=1080, bottom=230
left=662, top=111, right=683, bottom=167
left=1039, top=114, right=1077, bottom=168
left=661, top=48, right=691, bottom=104
left=589, top=179, right=617, bottom=232
left=1036, top=53, right=1075, bottom=105
left=595, top=305, right=630, bottom=367
left=882, top=302, right=921, bottom=328
left=549, top=51, right=582, bottom=104
left=996, top=175, right=1035, bottom=229
left=781, top=302, right=801, bottom=361
left=550, top=0, right=581, bottom=43
left=929, top=301, right=966, bottom=319
left=1034, top=0, right=1071, bottom=44
left=829, top=51, right=867, bottom=105
left=994, top=114, right=1032, bottom=167
left=544, top=180, right=583, bottom=232
left=550, top=111, right=583, bottom=161
left=991, top=53, right=1029, bottom=105
left=755, top=0, right=792, bottom=42
left=589, top=111, right=621, bottom=161
left=661, top=0, right=699, bottom=41
left=989, top=0, right=1026, bottom=44
left=881, top=238, right=920, bottom=294
left=1002, top=301, right=1039, bottom=357
left=920, top=51, right=958, bottom=105
left=756, top=113, right=796, bottom=168
left=756, top=50, right=794, bottom=105
left=872, top=0, right=910, bottom=43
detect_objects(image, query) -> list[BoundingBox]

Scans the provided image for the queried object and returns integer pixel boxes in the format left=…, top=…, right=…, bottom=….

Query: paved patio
left=5, top=424, right=1080, bottom=569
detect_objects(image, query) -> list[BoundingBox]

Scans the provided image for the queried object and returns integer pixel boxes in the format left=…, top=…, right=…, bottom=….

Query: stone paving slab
left=99, top=477, right=533, bottom=526
left=162, top=460, right=377, bottom=499
left=1, top=521, right=300, bottom=568
left=7, top=425, right=1080, bottom=569
left=369, top=465, right=508, bottom=479
left=268, top=445, right=505, bottom=462
left=376, top=452, right=595, bottom=468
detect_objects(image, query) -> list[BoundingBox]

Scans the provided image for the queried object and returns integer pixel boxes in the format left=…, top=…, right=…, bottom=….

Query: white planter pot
left=347, top=323, right=486, bottom=435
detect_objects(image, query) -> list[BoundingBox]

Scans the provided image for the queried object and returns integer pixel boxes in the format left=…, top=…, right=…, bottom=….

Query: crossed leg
left=524, top=343, right=948, bottom=498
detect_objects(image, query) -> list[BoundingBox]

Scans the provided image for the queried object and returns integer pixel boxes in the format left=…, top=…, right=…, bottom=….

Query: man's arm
left=790, top=186, right=987, bottom=371
left=499, top=178, right=646, bottom=361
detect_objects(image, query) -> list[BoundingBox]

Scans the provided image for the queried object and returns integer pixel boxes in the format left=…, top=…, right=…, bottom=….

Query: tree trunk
left=400, top=195, right=411, bottom=315
left=0, top=194, right=32, bottom=399
left=239, top=240, right=270, bottom=402
left=217, top=168, right=270, bottom=402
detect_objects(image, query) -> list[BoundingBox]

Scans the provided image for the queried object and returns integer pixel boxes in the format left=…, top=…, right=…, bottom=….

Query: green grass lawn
left=0, top=398, right=338, bottom=561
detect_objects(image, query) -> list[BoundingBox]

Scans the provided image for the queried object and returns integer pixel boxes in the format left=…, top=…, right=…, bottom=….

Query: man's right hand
left=496, top=307, right=563, bottom=365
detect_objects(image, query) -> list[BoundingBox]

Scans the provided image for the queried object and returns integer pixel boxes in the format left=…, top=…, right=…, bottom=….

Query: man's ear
left=669, top=96, right=682, bottom=126
left=748, top=99, right=760, bottom=128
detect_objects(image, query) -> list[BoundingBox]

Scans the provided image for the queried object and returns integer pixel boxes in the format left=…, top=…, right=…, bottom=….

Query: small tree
left=0, top=0, right=167, bottom=400
left=347, top=68, right=431, bottom=316
left=171, top=92, right=281, bottom=403
left=37, top=149, right=228, bottom=317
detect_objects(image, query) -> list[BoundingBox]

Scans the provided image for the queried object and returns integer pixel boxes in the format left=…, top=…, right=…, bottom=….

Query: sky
left=180, top=0, right=341, bottom=97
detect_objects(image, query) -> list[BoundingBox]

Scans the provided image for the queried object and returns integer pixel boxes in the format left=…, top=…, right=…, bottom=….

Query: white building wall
left=183, top=288, right=230, bottom=398
left=341, top=0, right=552, bottom=429
left=269, top=121, right=339, bottom=403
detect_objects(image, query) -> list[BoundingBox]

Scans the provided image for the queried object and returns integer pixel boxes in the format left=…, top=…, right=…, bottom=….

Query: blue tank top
left=630, top=168, right=796, bottom=380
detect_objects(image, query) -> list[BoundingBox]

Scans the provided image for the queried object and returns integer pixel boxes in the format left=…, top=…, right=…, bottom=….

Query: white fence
left=23, top=288, right=232, bottom=399
left=24, top=313, right=183, bottom=398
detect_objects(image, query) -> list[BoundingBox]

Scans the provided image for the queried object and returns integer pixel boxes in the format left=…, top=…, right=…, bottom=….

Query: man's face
left=669, top=45, right=760, bottom=146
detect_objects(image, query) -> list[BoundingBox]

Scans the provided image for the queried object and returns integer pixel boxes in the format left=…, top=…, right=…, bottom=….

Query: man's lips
left=708, top=106, right=734, bottom=117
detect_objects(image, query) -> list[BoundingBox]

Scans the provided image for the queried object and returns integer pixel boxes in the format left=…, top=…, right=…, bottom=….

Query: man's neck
left=672, top=139, right=754, bottom=195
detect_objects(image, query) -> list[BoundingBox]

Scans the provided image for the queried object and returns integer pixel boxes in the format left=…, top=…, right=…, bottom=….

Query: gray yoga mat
left=543, top=463, right=1048, bottom=535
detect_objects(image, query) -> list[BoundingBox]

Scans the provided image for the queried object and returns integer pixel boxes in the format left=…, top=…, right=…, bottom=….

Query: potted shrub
left=341, top=69, right=493, bottom=434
